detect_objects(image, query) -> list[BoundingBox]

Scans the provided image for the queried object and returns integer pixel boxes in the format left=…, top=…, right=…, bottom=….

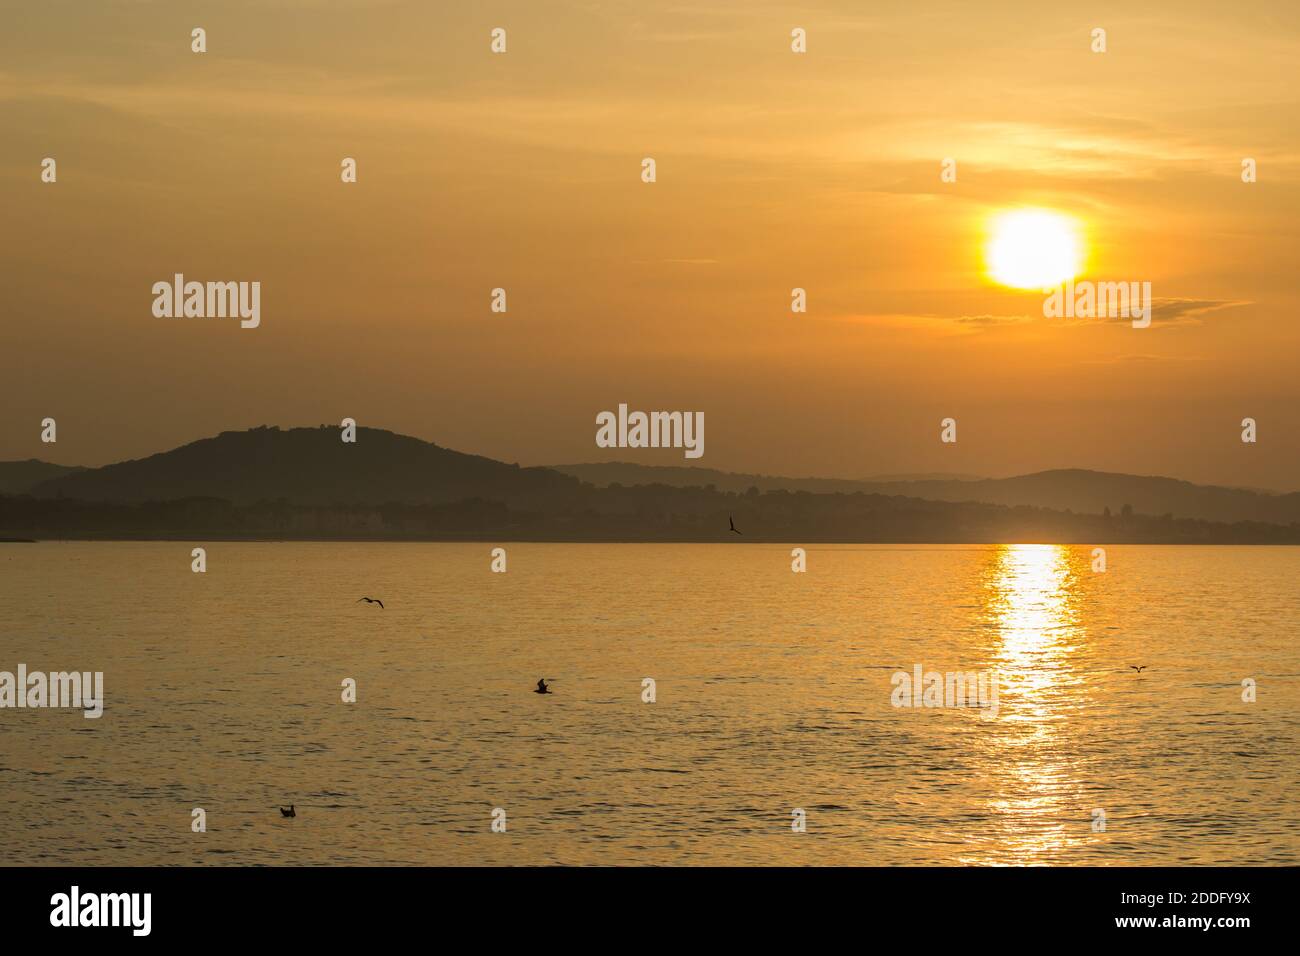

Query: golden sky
left=3, top=0, right=1298, bottom=489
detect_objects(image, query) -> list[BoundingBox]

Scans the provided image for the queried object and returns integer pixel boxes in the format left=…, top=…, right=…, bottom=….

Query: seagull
left=1129, top=665, right=1147, bottom=673
left=534, top=679, right=553, bottom=695
left=280, top=805, right=296, bottom=818
left=728, top=515, right=742, bottom=535
left=356, top=597, right=384, bottom=609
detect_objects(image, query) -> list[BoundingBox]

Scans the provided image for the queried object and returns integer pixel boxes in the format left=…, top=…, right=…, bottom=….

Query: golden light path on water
left=3, top=542, right=1297, bottom=865
left=966, top=544, right=1091, bottom=865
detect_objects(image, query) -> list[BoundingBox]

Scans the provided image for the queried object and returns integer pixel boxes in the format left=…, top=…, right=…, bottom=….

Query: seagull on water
left=280, top=805, right=296, bottom=818
left=534, top=679, right=554, bottom=695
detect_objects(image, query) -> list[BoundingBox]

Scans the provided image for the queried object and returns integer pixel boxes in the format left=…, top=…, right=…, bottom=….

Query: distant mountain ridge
left=7, top=428, right=1299, bottom=528
left=24, top=425, right=580, bottom=507
left=0, top=459, right=85, bottom=495
left=550, top=462, right=1300, bottom=527
left=4, top=427, right=1298, bottom=543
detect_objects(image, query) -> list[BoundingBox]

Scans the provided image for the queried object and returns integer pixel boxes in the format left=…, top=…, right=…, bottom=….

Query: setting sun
left=985, top=209, right=1084, bottom=289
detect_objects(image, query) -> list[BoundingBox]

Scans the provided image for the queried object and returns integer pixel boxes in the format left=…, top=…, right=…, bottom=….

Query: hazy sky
left=3, top=0, right=1297, bottom=489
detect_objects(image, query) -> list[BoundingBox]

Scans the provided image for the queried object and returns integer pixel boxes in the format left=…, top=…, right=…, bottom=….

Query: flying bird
left=534, top=679, right=554, bottom=695
left=1129, top=665, right=1147, bottom=673
left=279, top=805, right=296, bottom=818
left=728, top=515, right=742, bottom=535
left=356, top=597, right=384, bottom=609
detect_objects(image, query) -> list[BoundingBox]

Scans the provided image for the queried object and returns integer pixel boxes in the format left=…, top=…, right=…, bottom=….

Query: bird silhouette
left=356, top=597, right=384, bottom=609
left=279, top=805, right=296, bottom=818
left=1129, top=665, right=1147, bottom=673
left=534, top=679, right=553, bottom=695
left=728, top=515, right=742, bottom=535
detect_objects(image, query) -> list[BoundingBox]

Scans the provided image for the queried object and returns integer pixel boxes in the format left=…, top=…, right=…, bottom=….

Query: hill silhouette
left=3, top=426, right=1297, bottom=543
left=553, top=462, right=986, bottom=492
left=28, top=425, right=581, bottom=507
left=551, top=462, right=1300, bottom=526
left=0, top=459, right=84, bottom=495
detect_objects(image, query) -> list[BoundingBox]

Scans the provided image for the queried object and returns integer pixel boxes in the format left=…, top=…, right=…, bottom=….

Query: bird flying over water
left=728, top=515, right=741, bottom=535
left=534, top=679, right=553, bottom=694
left=357, top=597, right=384, bottom=609
left=1130, top=665, right=1147, bottom=673
left=280, top=805, right=296, bottom=818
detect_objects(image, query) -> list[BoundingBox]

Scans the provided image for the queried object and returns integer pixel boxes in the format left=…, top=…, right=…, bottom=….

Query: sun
left=985, top=209, right=1084, bottom=289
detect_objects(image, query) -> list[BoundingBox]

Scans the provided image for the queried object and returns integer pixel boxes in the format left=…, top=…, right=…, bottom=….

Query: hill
left=549, top=463, right=1300, bottom=526
left=28, top=425, right=581, bottom=507
left=6, top=428, right=1296, bottom=542
left=0, top=459, right=85, bottom=495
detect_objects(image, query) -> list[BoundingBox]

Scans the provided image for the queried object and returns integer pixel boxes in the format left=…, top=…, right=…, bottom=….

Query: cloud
left=1148, top=298, right=1251, bottom=325
left=1078, top=297, right=1251, bottom=327
left=1080, top=353, right=1207, bottom=365
left=953, top=314, right=1036, bottom=327
left=841, top=298, right=1250, bottom=333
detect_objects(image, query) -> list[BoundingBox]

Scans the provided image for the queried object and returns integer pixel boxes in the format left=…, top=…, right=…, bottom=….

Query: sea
left=1, top=542, right=1296, bottom=865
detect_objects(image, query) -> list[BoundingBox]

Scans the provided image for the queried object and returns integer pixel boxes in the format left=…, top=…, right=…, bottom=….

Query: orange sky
left=2, top=0, right=1298, bottom=488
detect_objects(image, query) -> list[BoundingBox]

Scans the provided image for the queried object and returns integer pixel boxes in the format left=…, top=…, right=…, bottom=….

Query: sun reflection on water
left=968, top=544, right=1093, bottom=864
